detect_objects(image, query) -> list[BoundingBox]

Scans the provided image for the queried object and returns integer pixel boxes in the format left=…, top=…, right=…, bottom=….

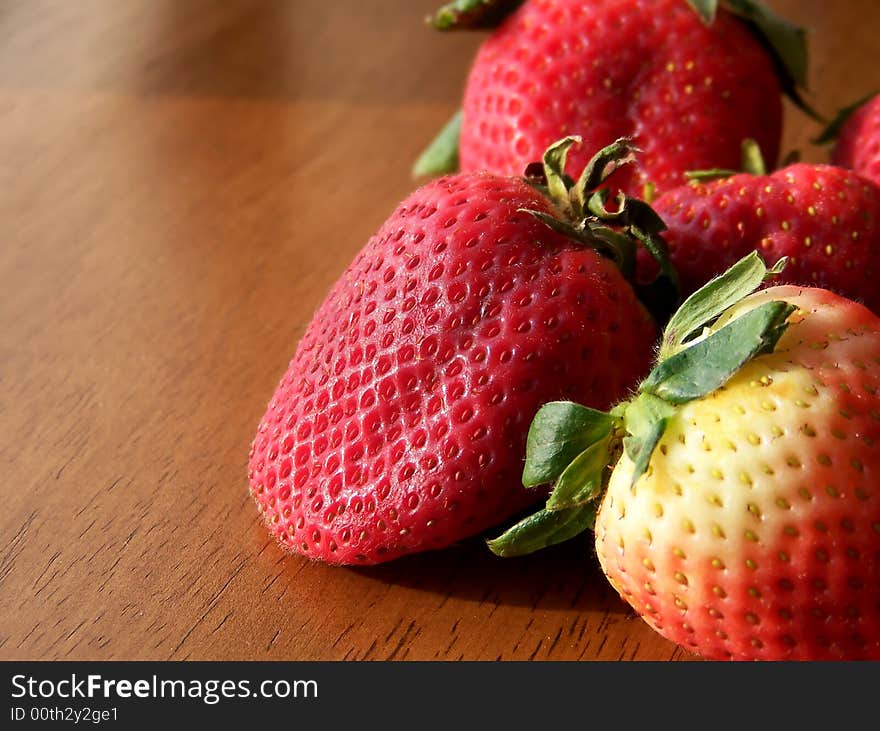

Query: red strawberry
left=829, top=93, right=880, bottom=187
left=645, top=156, right=880, bottom=312
left=416, top=0, right=811, bottom=196
left=491, top=254, right=880, bottom=660
left=248, top=140, right=670, bottom=565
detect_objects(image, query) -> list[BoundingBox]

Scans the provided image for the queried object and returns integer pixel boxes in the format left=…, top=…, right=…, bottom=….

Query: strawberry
left=822, top=93, right=880, bottom=187
left=248, top=139, right=674, bottom=565
left=645, top=147, right=880, bottom=312
left=415, top=0, right=812, bottom=197
left=490, top=254, right=880, bottom=660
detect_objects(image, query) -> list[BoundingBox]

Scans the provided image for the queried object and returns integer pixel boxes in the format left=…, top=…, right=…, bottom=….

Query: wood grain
left=1, top=0, right=878, bottom=662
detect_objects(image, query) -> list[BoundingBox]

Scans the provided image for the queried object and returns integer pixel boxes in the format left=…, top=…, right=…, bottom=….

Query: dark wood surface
left=2, top=0, right=879, bottom=661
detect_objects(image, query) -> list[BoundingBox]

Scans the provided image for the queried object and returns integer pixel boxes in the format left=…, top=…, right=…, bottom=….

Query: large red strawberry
left=248, top=139, right=674, bottom=565
left=415, top=0, right=811, bottom=197
left=644, top=149, right=880, bottom=312
left=490, top=254, right=880, bottom=660
left=822, top=93, right=880, bottom=187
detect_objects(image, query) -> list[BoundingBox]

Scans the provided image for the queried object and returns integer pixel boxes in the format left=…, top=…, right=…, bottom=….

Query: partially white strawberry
left=490, top=253, right=880, bottom=660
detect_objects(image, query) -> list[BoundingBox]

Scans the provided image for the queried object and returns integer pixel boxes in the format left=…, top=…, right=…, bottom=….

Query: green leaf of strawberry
left=660, top=251, right=783, bottom=358
left=689, top=0, right=817, bottom=119
left=822, top=93, right=880, bottom=190
left=686, top=0, right=717, bottom=24
left=722, top=1, right=809, bottom=88
left=412, top=110, right=462, bottom=178
left=571, top=138, right=638, bottom=211
left=739, top=138, right=768, bottom=176
left=486, top=504, right=597, bottom=558
left=427, top=0, right=523, bottom=31
left=622, top=393, right=676, bottom=487
left=488, top=252, right=790, bottom=556
left=642, top=299, right=796, bottom=405
left=521, top=401, right=614, bottom=488
left=684, top=168, right=739, bottom=183
left=545, top=436, right=613, bottom=511
left=814, top=92, right=878, bottom=145
left=519, top=137, right=679, bottom=319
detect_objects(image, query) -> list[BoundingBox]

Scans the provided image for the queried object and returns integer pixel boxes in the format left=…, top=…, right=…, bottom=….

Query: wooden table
left=2, top=0, right=878, bottom=662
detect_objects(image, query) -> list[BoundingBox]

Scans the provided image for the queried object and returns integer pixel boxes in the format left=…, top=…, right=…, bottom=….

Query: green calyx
left=520, top=136, right=680, bottom=324
left=686, top=0, right=818, bottom=120
left=488, top=252, right=792, bottom=558
left=427, top=0, right=523, bottom=31
left=412, top=110, right=462, bottom=178
left=417, top=134, right=679, bottom=322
